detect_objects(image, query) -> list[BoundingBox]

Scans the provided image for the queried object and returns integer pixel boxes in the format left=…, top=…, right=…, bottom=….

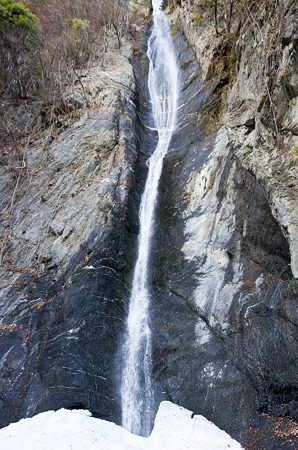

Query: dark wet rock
left=0, top=41, right=143, bottom=428
left=146, top=4, right=298, bottom=446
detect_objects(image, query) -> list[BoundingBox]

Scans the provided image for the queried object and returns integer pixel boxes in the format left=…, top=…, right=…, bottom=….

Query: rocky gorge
left=0, top=0, right=297, bottom=448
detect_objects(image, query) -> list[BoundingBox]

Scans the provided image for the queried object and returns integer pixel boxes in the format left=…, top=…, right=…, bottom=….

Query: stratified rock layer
left=0, top=41, right=142, bottom=427
left=150, top=1, right=297, bottom=446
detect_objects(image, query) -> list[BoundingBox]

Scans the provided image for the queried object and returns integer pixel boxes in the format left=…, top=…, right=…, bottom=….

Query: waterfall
left=121, top=0, right=179, bottom=437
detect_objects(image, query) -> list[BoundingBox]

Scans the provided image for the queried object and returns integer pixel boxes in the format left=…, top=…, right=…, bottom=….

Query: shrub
left=0, top=0, right=40, bottom=98
left=194, top=13, right=202, bottom=24
left=66, top=17, right=89, bottom=44
left=0, top=0, right=39, bottom=32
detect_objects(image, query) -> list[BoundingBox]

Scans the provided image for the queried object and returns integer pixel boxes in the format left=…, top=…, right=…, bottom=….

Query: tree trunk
left=227, top=0, right=234, bottom=33
left=214, top=0, right=219, bottom=36
left=112, top=21, right=121, bottom=49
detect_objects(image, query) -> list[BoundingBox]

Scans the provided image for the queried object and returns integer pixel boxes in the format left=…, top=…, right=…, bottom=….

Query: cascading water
left=121, top=0, right=179, bottom=437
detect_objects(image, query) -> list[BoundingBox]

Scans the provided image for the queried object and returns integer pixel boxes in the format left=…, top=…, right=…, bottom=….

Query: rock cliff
left=0, top=39, right=141, bottom=427
left=151, top=0, right=297, bottom=446
left=0, top=1, right=297, bottom=448
left=172, top=0, right=298, bottom=278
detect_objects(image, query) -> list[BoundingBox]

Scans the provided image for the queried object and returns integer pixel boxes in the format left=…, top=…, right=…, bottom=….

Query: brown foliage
left=0, top=0, right=130, bottom=163
left=1, top=0, right=130, bottom=102
left=23, top=0, right=129, bottom=93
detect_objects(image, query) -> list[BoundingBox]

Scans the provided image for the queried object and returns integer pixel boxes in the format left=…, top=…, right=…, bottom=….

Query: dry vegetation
left=1, top=0, right=130, bottom=99
left=0, top=0, right=134, bottom=165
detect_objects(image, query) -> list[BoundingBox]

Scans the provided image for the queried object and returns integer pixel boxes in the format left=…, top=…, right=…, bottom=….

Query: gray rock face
left=173, top=0, right=298, bottom=279
left=149, top=1, right=297, bottom=445
left=0, top=41, right=142, bottom=427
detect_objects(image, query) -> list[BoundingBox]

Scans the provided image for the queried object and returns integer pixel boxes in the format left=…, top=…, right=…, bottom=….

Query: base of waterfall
left=0, top=401, right=242, bottom=449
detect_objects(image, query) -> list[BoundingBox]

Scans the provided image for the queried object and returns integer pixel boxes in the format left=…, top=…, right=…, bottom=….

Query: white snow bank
left=150, top=402, right=242, bottom=449
left=0, top=401, right=242, bottom=449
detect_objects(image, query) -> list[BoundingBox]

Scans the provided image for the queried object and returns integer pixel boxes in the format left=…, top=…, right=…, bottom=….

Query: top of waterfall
left=152, top=0, right=163, bottom=12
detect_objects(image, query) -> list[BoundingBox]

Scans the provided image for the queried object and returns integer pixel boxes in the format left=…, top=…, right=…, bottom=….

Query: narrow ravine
left=121, top=0, right=179, bottom=437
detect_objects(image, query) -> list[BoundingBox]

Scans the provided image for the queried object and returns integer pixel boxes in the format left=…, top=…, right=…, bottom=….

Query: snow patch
left=0, top=401, right=242, bottom=450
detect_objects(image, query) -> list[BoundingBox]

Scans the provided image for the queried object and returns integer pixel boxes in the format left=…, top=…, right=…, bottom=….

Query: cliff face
left=151, top=0, right=297, bottom=444
left=0, top=40, right=141, bottom=426
left=0, top=1, right=297, bottom=447
left=172, top=0, right=298, bottom=277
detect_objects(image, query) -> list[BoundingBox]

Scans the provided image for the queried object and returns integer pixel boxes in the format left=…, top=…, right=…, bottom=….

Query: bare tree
left=97, top=0, right=129, bottom=49
left=226, top=0, right=234, bottom=33
left=206, top=0, right=219, bottom=36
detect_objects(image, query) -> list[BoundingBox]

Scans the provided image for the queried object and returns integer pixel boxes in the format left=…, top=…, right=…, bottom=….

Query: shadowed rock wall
left=148, top=2, right=297, bottom=446
left=0, top=41, right=145, bottom=427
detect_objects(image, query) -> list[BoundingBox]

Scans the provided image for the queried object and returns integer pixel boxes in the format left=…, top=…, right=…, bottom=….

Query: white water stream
left=121, top=0, right=179, bottom=437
